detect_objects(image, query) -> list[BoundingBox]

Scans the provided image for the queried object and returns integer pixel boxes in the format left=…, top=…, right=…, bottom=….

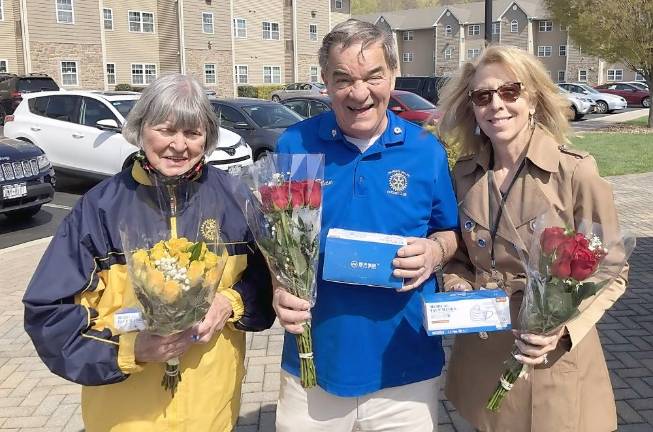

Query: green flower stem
left=295, top=321, right=316, bottom=388
left=486, top=349, right=524, bottom=412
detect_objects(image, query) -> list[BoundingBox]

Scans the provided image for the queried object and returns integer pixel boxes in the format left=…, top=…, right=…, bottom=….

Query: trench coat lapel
left=458, top=145, right=491, bottom=231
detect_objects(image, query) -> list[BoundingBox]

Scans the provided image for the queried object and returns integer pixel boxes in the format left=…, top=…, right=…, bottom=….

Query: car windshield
left=312, top=82, right=325, bottom=89
left=393, top=92, right=435, bottom=110
left=110, top=99, right=137, bottom=118
left=242, top=104, right=303, bottom=128
left=17, top=78, right=58, bottom=92
left=577, top=84, right=599, bottom=94
left=629, top=82, right=648, bottom=90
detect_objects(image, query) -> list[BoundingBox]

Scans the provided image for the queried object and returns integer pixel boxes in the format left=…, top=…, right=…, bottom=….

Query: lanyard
left=487, top=157, right=526, bottom=271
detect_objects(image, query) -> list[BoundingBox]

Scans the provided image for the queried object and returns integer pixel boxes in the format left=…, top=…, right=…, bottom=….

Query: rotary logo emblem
left=200, top=219, right=220, bottom=241
left=388, top=170, right=409, bottom=196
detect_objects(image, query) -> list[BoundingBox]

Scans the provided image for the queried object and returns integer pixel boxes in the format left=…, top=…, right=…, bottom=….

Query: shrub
left=238, top=85, right=258, bottom=98
left=257, top=85, right=285, bottom=100
left=114, top=83, right=133, bottom=91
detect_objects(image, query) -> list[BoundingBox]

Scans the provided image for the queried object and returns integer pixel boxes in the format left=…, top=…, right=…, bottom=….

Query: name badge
left=114, top=308, right=146, bottom=333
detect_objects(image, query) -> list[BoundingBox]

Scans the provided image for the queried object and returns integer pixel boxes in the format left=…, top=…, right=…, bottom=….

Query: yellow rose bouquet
left=124, top=236, right=228, bottom=395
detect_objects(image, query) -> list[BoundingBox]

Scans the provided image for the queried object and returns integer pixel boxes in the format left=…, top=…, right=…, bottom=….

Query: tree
left=545, top=0, right=653, bottom=127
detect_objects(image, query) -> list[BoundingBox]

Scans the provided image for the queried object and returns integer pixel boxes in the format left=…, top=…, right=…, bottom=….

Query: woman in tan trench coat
left=436, top=45, right=629, bottom=432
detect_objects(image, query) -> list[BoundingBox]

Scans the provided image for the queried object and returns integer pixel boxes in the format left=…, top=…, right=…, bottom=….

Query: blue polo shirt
left=276, top=110, right=458, bottom=397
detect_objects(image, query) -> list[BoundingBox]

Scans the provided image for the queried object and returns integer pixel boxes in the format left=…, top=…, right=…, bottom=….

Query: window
left=560, top=23, right=567, bottom=31
left=80, top=97, right=117, bottom=127
left=204, top=64, right=216, bottom=84
left=635, top=72, right=645, bottom=81
left=56, top=0, right=74, bottom=24
left=335, top=0, right=343, bottom=9
left=492, top=22, right=500, bottom=35
left=467, top=48, right=480, bottom=60
left=539, top=20, right=552, bottom=32
left=234, top=65, right=248, bottom=84
left=309, top=24, right=318, bottom=41
left=60, top=61, right=78, bottom=86
left=559, top=45, right=566, bottom=56
left=468, top=24, right=480, bottom=36
left=129, top=11, right=154, bottom=33
left=233, top=18, right=247, bottom=38
left=215, top=104, right=247, bottom=129
left=444, top=48, right=452, bottom=60
left=44, top=95, right=81, bottom=123
left=284, top=100, right=308, bottom=117
left=103, top=8, right=113, bottom=30
left=402, top=52, right=413, bottom=62
left=202, top=12, right=213, bottom=34
left=510, top=20, right=518, bottom=32
left=262, top=21, right=280, bottom=40
left=557, top=71, right=565, bottom=82
left=106, top=63, right=116, bottom=85
left=0, top=60, right=6, bottom=73
left=537, top=46, right=552, bottom=57
left=403, top=31, right=413, bottom=41
left=131, top=63, right=156, bottom=85
left=578, top=70, right=588, bottom=82
left=309, top=66, right=319, bottom=83
left=607, top=69, right=623, bottom=82
left=263, top=66, right=281, bottom=84
left=444, top=25, right=452, bottom=36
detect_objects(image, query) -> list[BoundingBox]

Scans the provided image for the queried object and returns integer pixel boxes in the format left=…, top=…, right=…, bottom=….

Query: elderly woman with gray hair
left=23, top=73, right=275, bottom=431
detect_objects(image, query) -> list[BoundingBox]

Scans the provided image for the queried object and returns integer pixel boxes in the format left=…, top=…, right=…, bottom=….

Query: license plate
left=2, top=183, right=27, bottom=199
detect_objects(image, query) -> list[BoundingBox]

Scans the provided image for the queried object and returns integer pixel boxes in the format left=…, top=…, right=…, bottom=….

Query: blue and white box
left=421, top=289, right=511, bottom=336
left=322, top=228, right=406, bottom=289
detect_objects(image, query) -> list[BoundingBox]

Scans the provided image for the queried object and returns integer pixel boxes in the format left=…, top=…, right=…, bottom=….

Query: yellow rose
left=188, top=260, right=206, bottom=287
left=150, top=242, right=167, bottom=261
left=146, top=267, right=166, bottom=296
left=204, top=251, right=219, bottom=268
left=167, top=237, right=192, bottom=255
left=162, top=280, right=181, bottom=303
left=177, top=252, right=191, bottom=268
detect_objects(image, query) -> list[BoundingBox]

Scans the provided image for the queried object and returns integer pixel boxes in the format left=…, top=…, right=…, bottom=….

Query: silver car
left=559, top=83, right=627, bottom=114
left=559, top=87, right=593, bottom=120
left=270, top=82, right=327, bottom=102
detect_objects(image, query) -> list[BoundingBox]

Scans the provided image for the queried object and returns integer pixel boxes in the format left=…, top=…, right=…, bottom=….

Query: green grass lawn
left=570, top=133, right=653, bottom=177
left=624, top=116, right=650, bottom=126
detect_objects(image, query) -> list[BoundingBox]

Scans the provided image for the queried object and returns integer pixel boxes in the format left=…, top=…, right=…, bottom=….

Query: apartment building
left=356, top=0, right=643, bottom=86
left=0, top=0, right=350, bottom=97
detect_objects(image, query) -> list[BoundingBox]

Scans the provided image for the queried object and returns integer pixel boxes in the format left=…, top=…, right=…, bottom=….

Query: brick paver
left=0, top=171, right=651, bottom=431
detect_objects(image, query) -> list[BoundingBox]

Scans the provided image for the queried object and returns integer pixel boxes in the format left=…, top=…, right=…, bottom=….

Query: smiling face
left=471, top=62, right=534, bottom=148
left=142, top=120, right=206, bottom=177
left=322, top=41, right=394, bottom=139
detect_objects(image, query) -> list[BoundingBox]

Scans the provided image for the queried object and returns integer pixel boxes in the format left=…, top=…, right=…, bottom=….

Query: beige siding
left=330, top=0, right=350, bottom=28
left=566, top=43, right=600, bottom=85
left=0, top=0, right=21, bottom=73
left=532, top=19, right=565, bottom=79
left=295, top=2, right=328, bottom=82
left=602, top=62, right=639, bottom=84
left=435, top=14, right=461, bottom=76
left=398, top=28, right=434, bottom=76
left=233, top=0, right=286, bottom=85
left=27, top=0, right=101, bottom=44
left=500, top=6, right=528, bottom=50
left=157, top=0, right=179, bottom=75
left=103, top=0, right=160, bottom=87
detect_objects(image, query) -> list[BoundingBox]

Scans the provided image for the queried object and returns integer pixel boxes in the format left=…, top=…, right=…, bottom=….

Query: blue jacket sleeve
left=23, top=199, right=127, bottom=386
left=428, top=141, right=459, bottom=233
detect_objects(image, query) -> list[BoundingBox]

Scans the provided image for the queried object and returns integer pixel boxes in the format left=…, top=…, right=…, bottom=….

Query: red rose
left=290, top=181, right=306, bottom=208
left=550, top=237, right=576, bottom=278
left=304, top=181, right=322, bottom=208
left=259, top=185, right=273, bottom=211
left=570, top=246, right=599, bottom=280
left=540, top=227, right=568, bottom=255
left=270, top=185, right=290, bottom=210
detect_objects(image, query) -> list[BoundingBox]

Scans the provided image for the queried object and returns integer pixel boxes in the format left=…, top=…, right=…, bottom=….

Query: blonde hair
left=436, top=45, right=570, bottom=156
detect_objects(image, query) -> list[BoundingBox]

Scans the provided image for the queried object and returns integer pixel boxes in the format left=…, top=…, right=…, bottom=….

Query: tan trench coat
left=444, top=127, right=628, bottom=432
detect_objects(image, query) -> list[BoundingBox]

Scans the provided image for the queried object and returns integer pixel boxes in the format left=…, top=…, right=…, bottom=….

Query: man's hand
left=192, top=293, right=233, bottom=344
left=134, top=328, right=194, bottom=363
left=392, top=237, right=443, bottom=292
left=273, top=283, right=311, bottom=334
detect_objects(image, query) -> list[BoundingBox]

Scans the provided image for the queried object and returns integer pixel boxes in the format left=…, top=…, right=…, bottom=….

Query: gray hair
left=318, top=19, right=398, bottom=72
left=122, top=73, right=219, bottom=155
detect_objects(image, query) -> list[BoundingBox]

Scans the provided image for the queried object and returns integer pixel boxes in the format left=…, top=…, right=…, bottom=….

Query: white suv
left=3, top=91, right=252, bottom=178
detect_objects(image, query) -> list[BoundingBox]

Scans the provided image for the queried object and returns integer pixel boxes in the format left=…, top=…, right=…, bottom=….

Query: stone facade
left=30, top=41, right=103, bottom=89
left=298, top=54, right=320, bottom=83
left=184, top=48, right=235, bottom=98
left=566, top=44, right=600, bottom=84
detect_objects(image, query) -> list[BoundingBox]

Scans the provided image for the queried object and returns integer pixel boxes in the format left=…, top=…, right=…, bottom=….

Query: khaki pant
left=276, top=371, right=440, bottom=432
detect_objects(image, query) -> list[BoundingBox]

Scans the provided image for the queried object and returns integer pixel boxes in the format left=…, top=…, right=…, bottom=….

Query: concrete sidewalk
left=0, top=172, right=652, bottom=432
left=573, top=108, right=649, bottom=132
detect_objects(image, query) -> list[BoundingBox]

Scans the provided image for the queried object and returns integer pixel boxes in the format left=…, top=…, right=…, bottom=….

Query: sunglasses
left=468, top=82, right=523, bottom=106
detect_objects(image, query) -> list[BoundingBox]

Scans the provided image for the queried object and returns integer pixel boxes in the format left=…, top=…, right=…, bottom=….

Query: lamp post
left=485, top=0, right=492, bottom=46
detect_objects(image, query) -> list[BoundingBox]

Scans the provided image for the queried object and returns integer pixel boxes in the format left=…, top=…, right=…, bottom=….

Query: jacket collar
left=131, top=160, right=205, bottom=187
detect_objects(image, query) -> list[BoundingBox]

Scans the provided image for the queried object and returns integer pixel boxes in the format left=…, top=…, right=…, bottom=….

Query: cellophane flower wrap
left=486, top=214, right=635, bottom=412
left=238, top=153, right=324, bottom=388
left=120, top=175, right=228, bottom=397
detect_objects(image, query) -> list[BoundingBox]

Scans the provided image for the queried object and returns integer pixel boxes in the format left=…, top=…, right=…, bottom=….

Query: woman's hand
left=134, top=328, right=195, bottom=363
left=272, top=281, right=311, bottom=335
left=192, top=293, right=233, bottom=344
left=449, top=281, right=473, bottom=291
left=513, top=327, right=566, bottom=366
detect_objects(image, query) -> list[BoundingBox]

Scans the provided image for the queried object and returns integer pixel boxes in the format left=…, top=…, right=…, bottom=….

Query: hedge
left=237, top=84, right=285, bottom=100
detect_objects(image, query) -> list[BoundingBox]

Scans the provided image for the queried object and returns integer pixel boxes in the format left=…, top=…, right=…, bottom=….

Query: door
left=308, top=100, right=330, bottom=117
left=614, top=84, right=637, bottom=104
left=283, top=99, right=310, bottom=118
left=38, top=95, right=81, bottom=170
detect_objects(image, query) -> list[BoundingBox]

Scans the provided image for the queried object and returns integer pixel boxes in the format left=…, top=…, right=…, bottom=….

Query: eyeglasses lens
left=470, top=83, right=521, bottom=106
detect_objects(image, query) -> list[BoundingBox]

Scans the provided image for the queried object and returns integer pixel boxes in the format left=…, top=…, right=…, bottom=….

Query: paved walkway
left=572, top=108, right=649, bottom=132
left=0, top=172, right=651, bottom=432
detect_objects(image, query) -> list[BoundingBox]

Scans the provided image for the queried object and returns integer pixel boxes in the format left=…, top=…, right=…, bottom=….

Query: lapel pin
left=393, top=127, right=402, bottom=134
left=464, top=220, right=475, bottom=231
left=331, top=129, right=337, bottom=138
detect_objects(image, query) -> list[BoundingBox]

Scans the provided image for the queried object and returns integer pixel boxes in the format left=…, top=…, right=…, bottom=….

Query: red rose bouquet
left=238, top=154, right=324, bottom=388
left=487, top=218, right=635, bottom=411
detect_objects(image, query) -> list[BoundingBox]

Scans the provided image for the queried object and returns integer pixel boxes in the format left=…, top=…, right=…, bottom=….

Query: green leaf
left=289, top=244, right=308, bottom=276
left=188, top=242, right=204, bottom=262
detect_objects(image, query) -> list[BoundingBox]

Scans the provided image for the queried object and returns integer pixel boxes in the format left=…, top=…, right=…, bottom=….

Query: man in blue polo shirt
left=274, top=19, right=459, bottom=432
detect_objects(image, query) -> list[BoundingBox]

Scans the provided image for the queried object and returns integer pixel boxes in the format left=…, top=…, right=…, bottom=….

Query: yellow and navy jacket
left=23, top=163, right=275, bottom=387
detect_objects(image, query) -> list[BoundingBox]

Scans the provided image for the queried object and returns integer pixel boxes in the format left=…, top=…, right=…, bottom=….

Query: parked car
left=559, top=87, right=593, bottom=120
left=210, top=98, right=304, bottom=160
left=623, top=81, right=649, bottom=90
left=0, top=73, right=59, bottom=125
left=558, top=83, right=627, bottom=114
left=3, top=91, right=253, bottom=178
left=0, top=136, right=55, bottom=219
left=394, top=76, right=449, bottom=105
left=594, top=82, right=650, bottom=108
left=281, top=91, right=442, bottom=125
left=270, top=82, right=327, bottom=102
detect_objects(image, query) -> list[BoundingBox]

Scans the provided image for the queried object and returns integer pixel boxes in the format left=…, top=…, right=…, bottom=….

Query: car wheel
left=271, top=95, right=280, bottom=102
left=122, top=152, right=139, bottom=170
left=595, top=100, right=609, bottom=114
left=643, top=97, right=651, bottom=108
left=255, top=149, right=271, bottom=161
left=5, top=205, right=42, bottom=220
left=570, top=105, right=583, bottom=121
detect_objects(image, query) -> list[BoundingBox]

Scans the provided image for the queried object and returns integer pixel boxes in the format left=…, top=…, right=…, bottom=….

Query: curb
left=0, top=236, right=52, bottom=255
